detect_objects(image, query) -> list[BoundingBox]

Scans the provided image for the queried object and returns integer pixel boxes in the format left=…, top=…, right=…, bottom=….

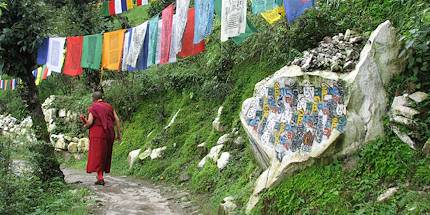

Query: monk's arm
left=114, top=110, right=122, bottom=140
left=83, top=113, right=94, bottom=129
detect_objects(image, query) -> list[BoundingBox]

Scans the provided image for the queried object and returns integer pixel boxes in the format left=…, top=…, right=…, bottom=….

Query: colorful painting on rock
left=243, top=78, right=347, bottom=161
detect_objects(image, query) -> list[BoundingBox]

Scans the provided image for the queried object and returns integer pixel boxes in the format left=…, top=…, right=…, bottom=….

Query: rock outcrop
left=241, top=21, right=404, bottom=213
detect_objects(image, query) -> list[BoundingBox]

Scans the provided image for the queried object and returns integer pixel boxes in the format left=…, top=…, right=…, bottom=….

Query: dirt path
left=63, top=168, right=201, bottom=215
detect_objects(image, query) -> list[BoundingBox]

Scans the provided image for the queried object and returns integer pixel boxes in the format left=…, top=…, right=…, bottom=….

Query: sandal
left=94, top=180, right=105, bottom=186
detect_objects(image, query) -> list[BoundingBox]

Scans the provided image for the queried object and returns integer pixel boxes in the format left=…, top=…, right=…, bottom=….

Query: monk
left=80, top=91, right=121, bottom=185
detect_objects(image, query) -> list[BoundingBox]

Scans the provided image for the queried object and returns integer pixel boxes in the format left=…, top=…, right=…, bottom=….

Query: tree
left=0, top=0, right=63, bottom=181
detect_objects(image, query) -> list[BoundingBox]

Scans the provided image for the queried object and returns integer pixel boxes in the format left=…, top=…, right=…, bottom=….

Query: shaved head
left=92, top=91, right=103, bottom=101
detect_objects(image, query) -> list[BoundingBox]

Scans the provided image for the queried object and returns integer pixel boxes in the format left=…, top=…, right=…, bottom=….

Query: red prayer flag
left=137, top=0, right=142, bottom=6
left=178, top=8, right=205, bottom=58
left=42, top=66, right=49, bottom=80
left=160, top=4, right=174, bottom=64
left=63, top=36, right=84, bottom=76
left=109, top=0, right=115, bottom=16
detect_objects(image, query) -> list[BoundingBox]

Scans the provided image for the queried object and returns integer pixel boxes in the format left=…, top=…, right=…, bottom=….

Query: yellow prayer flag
left=102, top=29, right=126, bottom=71
left=127, top=0, right=133, bottom=9
left=261, top=6, right=284, bottom=25
left=36, top=67, right=43, bottom=86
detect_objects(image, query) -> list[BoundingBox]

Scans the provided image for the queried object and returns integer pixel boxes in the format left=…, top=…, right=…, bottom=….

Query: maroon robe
left=87, top=101, right=115, bottom=173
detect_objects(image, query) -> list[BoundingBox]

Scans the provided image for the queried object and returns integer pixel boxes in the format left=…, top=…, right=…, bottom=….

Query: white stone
left=164, top=109, right=181, bottom=129
left=139, top=149, right=152, bottom=160
left=234, top=136, right=245, bottom=145
left=217, top=134, right=232, bottom=145
left=128, top=149, right=142, bottom=169
left=64, top=135, right=72, bottom=142
left=78, top=138, right=89, bottom=152
left=408, top=91, right=428, bottom=104
left=55, top=138, right=67, bottom=150
left=198, top=145, right=224, bottom=168
left=212, top=106, right=225, bottom=132
left=391, top=125, right=417, bottom=150
left=422, top=139, right=430, bottom=155
left=58, top=109, right=67, bottom=118
left=47, top=123, right=57, bottom=133
left=390, top=115, right=414, bottom=126
left=392, top=105, right=420, bottom=119
left=68, top=142, right=78, bottom=153
left=217, top=152, right=231, bottom=170
left=72, top=137, right=79, bottom=143
left=150, top=147, right=167, bottom=160
left=44, top=108, right=57, bottom=123
left=197, top=142, right=207, bottom=148
left=220, top=196, right=237, bottom=215
left=377, top=187, right=398, bottom=202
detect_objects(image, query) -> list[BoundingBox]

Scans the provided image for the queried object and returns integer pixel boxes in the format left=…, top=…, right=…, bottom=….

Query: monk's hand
left=79, top=114, right=87, bottom=124
left=116, top=134, right=122, bottom=142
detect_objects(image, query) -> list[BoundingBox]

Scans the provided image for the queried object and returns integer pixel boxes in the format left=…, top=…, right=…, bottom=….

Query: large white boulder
left=150, top=147, right=167, bottom=160
left=241, top=21, right=403, bottom=213
left=217, top=152, right=231, bottom=170
left=55, top=137, right=67, bottom=151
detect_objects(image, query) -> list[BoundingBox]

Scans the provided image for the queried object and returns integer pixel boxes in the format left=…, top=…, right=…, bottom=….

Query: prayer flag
left=63, top=36, right=84, bottom=76
left=178, top=8, right=205, bottom=57
left=147, top=16, right=160, bottom=67
left=194, top=0, right=215, bottom=44
left=127, top=22, right=148, bottom=67
left=0, top=80, right=3, bottom=90
left=174, top=0, right=191, bottom=53
left=46, top=37, right=66, bottom=73
left=261, top=6, right=284, bottom=24
left=11, top=79, right=16, bottom=90
left=155, top=20, right=163, bottom=65
left=169, top=14, right=179, bottom=63
left=4, top=80, right=8, bottom=91
left=215, top=0, right=256, bottom=44
left=136, top=27, right=150, bottom=70
left=121, top=0, right=127, bottom=12
left=109, top=0, right=116, bottom=15
left=127, top=0, right=133, bottom=10
left=37, top=38, right=49, bottom=65
left=122, top=29, right=132, bottom=71
left=220, top=0, right=247, bottom=42
left=284, top=0, right=314, bottom=23
left=115, top=0, right=122, bottom=14
left=252, top=0, right=277, bottom=14
left=102, top=29, right=126, bottom=71
left=36, top=67, right=43, bottom=86
left=81, top=34, right=103, bottom=70
left=42, top=65, right=50, bottom=80
left=160, top=4, right=174, bottom=64
left=101, top=1, right=110, bottom=16
left=137, top=0, right=142, bottom=6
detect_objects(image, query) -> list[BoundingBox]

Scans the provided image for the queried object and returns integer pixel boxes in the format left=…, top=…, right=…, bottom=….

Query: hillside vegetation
left=1, top=0, right=429, bottom=214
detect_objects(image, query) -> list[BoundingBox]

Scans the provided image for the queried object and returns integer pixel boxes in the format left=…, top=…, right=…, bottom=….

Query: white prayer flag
left=46, top=37, right=66, bottom=73
left=121, top=30, right=132, bottom=71
left=127, top=22, right=148, bottom=68
left=169, top=15, right=178, bottom=63
left=115, top=0, right=123, bottom=14
left=174, top=0, right=190, bottom=53
left=221, top=0, right=247, bottom=42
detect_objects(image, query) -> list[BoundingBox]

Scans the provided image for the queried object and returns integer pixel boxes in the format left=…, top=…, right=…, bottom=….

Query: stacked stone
left=0, top=115, right=36, bottom=144
left=291, top=29, right=365, bottom=73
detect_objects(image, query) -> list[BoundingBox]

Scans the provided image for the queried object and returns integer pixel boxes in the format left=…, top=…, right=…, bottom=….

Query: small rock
left=234, top=136, right=245, bottom=146
left=344, top=29, right=352, bottom=41
left=197, top=142, right=207, bottom=148
left=217, top=134, right=232, bottom=145
left=47, top=123, right=57, bottom=133
left=217, top=152, right=231, bottom=170
left=128, top=149, right=141, bottom=169
left=391, top=126, right=417, bottom=150
left=58, top=109, right=67, bottom=118
left=392, top=105, right=420, bottom=119
left=64, top=135, right=72, bottom=142
left=72, top=137, right=79, bottom=143
left=55, top=138, right=67, bottom=150
left=350, top=36, right=363, bottom=44
left=68, top=142, right=78, bottom=153
left=198, top=145, right=224, bottom=168
left=377, top=187, right=398, bottom=202
left=78, top=138, right=89, bottom=152
left=422, top=139, right=430, bottom=156
left=408, top=91, right=428, bottom=104
left=139, top=148, right=152, bottom=160
left=219, top=196, right=237, bottom=215
left=212, top=106, right=225, bottom=132
left=73, top=153, right=82, bottom=160
left=150, top=146, right=167, bottom=160
left=179, top=171, right=190, bottom=182
left=330, top=61, right=342, bottom=72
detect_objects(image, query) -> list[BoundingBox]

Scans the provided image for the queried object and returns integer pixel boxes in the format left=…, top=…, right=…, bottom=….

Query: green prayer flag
left=214, top=0, right=257, bottom=44
left=147, top=15, right=160, bottom=67
left=101, top=1, right=110, bottom=17
left=81, top=34, right=103, bottom=70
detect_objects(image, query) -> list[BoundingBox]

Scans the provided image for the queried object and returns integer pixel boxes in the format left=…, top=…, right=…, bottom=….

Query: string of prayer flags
left=193, top=0, right=215, bottom=44
left=37, top=38, right=49, bottom=65
left=122, top=29, right=132, bottom=71
left=155, top=20, right=163, bottom=65
left=102, top=29, right=126, bottom=71
left=136, top=0, right=149, bottom=6
left=160, top=4, right=174, bottom=64
left=178, top=8, right=206, bottom=57
left=127, top=22, right=148, bottom=67
left=63, top=36, right=84, bottom=76
left=81, top=34, right=103, bottom=70
left=0, top=79, right=18, bottom=91
left=261, top=5, right=285, bottom=25
left=46, top=37, right=66, bottom=73
left=284, top=0, right=315, bottom=23
left=147, top=16, right=160, bottom=67
left=173, top=0, right=191, bottom=54
left=220, top=0, right=247, bottom=42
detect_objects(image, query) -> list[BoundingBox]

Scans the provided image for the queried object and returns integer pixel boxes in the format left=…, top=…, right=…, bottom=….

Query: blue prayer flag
left=37, top=38, right=49, bottom=65
left=284, top=0, right=314, bottom=23
left=194, top=0, right=215, bottom=44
